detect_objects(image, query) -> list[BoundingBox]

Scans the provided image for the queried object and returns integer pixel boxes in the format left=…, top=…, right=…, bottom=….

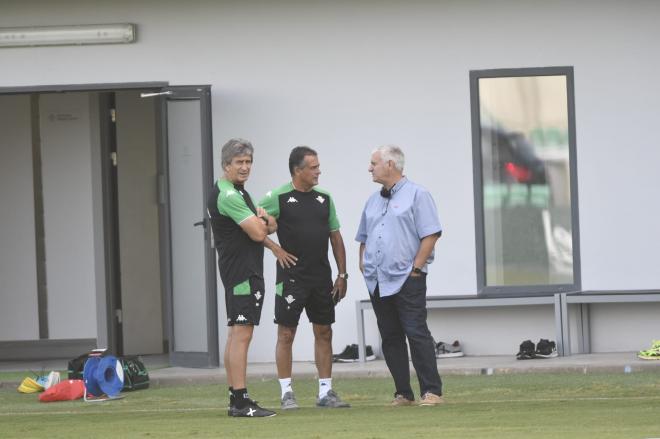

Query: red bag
left=39, top=379, right=85, bottom=402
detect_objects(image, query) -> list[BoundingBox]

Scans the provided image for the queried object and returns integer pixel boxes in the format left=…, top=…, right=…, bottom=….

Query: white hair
left=373, top=145, right=405, bottom=172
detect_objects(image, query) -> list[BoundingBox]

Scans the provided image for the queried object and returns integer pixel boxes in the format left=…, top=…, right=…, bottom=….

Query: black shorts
left=225, top=276, right=265, bottom=326
left=274, top=275, right=335, bottom=327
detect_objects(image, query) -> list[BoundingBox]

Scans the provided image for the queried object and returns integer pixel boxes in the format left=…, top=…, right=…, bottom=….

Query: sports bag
left=120, top=356, right=150, bottom=391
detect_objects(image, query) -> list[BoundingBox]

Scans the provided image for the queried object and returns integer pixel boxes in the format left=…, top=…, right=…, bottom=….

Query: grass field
left=2, top=372, right=660, bottom=438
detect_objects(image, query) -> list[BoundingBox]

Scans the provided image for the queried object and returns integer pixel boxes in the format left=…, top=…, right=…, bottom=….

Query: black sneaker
left=333, top=344, right=358, bottom=362
left=516, top=340, right=536, bottom=360
left=535, top=339, right=558, bottom=358
left=364, top=345, right=376, bottom=361
left=229, top=400, right=276, bottom=417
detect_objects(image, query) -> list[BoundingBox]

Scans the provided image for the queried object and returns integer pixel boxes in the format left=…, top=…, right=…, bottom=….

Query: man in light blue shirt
left=356, top=145, right=444, bottom=406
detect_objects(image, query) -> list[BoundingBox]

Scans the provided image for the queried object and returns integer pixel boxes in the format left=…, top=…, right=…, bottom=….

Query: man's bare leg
left=313, top=324, right=333, bottom=379
left=276, top=325, right=297, bottom=378
left=227, top=324, right=254, bottom=389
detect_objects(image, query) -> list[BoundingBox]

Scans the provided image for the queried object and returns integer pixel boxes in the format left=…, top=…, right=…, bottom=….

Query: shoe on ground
left=638, top=340, right=660, bottom=360
left=391, top=394, right=415, bottom=407
left=333, top=344, right=376, bottom=362
left=516, top=340, right=536, bottom=360
left=418, top=392, right=445, bottom=406
left=316, top=389, right=351, bottom=408
left=535, top=339, right=558, bottom=358
left=281, top=391, right=299, bottom=410
left=35, top=371, right=61, bottom=390
left=333, top=344, right=358, bottom=363
left=435, top=340, right=464, bottom=358
left=229, top=400, right=276, bottom=417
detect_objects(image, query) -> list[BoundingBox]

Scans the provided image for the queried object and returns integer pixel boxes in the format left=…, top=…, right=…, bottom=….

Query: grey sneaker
left=316, top=389, right=351, bottom=408
left=281, top=391, right=299, bottom=410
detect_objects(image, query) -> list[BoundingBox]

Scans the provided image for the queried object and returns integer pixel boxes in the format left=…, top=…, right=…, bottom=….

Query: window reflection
left=478, top=75, right=573, bottom=286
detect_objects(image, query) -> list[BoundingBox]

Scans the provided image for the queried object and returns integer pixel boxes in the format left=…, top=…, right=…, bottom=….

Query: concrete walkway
left=2, top=352, right=659, bottom=387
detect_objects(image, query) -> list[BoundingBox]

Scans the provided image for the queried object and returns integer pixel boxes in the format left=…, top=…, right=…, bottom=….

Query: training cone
left=83, top=355, right=125, bottom=401
left=18, top=377, right=45, bottom=394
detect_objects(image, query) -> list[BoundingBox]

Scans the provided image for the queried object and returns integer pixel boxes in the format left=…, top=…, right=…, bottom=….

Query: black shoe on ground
left=333, top=344, right=376, bottom=362
left=535, top=339, right=558, bottom=358
left=516, top=340, right=536, bottom=360
left=333, top=344, right=358, bottom=362
left=229, top=400, right=276, bottom=417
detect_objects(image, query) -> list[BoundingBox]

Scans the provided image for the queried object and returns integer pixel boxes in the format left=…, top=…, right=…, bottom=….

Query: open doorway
left=0, top=83, right=218, bottom=367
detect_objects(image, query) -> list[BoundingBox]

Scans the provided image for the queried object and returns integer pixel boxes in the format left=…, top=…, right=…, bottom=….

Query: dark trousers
left=370, top=275, right=442, bottom=399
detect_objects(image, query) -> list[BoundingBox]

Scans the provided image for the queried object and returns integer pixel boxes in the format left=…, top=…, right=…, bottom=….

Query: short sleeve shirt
left=355, top=177, right=441, bottom=297
left=207, top=179, right=264, bottom=290
left=259, top=182, right=340, bottom=285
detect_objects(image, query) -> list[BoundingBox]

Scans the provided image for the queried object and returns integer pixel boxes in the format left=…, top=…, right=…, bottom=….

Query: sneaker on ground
left=316, top=389, right=351, bottom=408
left=418, top=392, right=444, bottom=406
left=516, top=340, right=536, bottom=360
left=535, top=339, right=558, bottom=358
left=229, top=400, right=276, bottom=417
left=435, top=340, right=464, bottom=358
left=281, top=391, right=299, bottom=410
left=638, top=340, right=660, bottom=360
left=334, top=344, right=376, bottom=362
left=364, top=345, right=377, bottom=361
left=35, top=371, right=61, bottom=390
left=391, top=394, right=414, bottom=407
left=333, top=344, right=357, bottom=362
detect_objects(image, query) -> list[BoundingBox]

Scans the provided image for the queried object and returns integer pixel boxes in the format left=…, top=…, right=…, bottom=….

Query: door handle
left=193, top=219, right=206, bottom=228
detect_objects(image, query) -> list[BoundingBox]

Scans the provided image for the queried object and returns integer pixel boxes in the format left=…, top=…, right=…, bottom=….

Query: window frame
left=469, top=66, right=581, bottom=297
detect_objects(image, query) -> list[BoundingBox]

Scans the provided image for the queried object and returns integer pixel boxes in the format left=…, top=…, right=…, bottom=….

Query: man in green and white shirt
left=260, top=146, right=350, bottom=409
left=207, top=138, right=277, bottom=417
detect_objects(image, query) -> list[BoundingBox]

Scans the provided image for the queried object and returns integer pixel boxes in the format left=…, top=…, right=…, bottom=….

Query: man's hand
left=330, top=276, right=347, bottom=305
left=268, top=241, right=298, bottom=269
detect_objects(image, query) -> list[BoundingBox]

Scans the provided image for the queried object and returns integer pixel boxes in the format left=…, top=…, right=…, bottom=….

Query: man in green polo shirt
left=207, top=138, right=277, bottom=417
left=260, top=146, right=350, bottom=410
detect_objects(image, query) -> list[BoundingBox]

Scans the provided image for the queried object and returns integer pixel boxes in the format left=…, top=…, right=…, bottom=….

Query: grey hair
left=221, top=138, right=254, bottom=167
left=373, top=145, right=405, bottom=172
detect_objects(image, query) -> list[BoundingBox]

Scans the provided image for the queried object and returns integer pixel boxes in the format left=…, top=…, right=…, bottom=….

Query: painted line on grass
left=3, top=395, right=660, bottom=417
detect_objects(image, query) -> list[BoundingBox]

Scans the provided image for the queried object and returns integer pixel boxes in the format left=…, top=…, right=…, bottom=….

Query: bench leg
left=356, top=300, right=366, bottom=363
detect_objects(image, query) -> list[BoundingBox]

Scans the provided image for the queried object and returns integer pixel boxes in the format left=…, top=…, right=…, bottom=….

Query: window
left=470, top=67, right=580, bottom=295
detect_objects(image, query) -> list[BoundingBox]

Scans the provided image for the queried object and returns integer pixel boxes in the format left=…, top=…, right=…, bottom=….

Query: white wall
left=0, top=95, right=39, bottom=340
left=39, top=93, right=97, bottom=339
left=2, top=0, right=659, bottom=357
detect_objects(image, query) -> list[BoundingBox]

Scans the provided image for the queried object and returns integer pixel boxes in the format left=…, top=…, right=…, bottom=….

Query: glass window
left=470, top=67, right=580, bottom=295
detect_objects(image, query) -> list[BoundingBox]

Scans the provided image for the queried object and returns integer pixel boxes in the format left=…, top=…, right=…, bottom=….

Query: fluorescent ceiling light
left=0, top=24, right=136, bottom=48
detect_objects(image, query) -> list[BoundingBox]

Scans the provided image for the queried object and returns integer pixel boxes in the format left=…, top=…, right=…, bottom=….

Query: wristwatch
left=412, top=267, right=423, bottom=275
left=337, top=273, right=349, bottom=280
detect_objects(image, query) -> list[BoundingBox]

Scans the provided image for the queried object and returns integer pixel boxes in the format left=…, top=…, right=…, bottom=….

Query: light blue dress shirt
left=355, top=177, right=442, bottom=297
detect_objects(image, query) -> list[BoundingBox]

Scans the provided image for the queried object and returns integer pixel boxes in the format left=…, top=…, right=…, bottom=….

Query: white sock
left=319, top=378, right=332, bottom=399
left=279, top=378, right=293, bottom=398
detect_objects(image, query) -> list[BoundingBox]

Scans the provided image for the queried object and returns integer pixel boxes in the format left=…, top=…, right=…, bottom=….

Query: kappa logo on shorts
left=316, top=195, right=325, bottom=203
left=287, top=197, right=298, bottom=203
left=254, top=291, right=262, bottom=301
left=236, top=314, right=247, bottom=322
left=285, top=295, right=295, bottom=304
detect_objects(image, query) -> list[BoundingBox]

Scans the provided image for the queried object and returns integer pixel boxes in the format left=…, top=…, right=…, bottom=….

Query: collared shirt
left=355, top=177, right=442, bottom=297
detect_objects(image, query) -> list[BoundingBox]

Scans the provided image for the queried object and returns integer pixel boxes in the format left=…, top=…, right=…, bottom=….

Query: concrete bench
left=355, top=294, right=563, bottom=362
left=558, top=290, right=660, bottom=355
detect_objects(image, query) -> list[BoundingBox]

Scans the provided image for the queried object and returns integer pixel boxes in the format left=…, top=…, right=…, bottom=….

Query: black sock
left=232, top=388, right=250, bottom=409
left=228, top=387, right=234, bottom=407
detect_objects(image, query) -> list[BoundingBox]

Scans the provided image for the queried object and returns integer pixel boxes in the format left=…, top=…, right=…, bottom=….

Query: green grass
left=2, top=372, right=660, bottom=438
